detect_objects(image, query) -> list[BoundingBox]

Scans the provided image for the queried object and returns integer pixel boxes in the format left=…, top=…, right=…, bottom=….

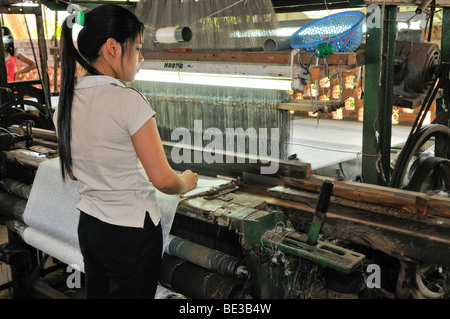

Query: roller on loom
left=0, top=179, right=31, bottom=200
left=160, top=253, right=247, bottom=299
left=7, top=220, right=85, bottom=273
left=0, top=191, right=27, bottom=220
left=165, top=235, right=249, bottom=278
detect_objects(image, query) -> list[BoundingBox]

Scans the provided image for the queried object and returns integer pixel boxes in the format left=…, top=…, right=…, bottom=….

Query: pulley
left=394, top=41, right=440, bottom=95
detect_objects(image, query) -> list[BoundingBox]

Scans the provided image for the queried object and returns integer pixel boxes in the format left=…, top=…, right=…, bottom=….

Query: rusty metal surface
left=282, top=176, right=450, bottom=219
left=178, top=195, right=271, bottom=233
left=263, top=185, right=450, bottom=267
left=261, top=229, right=365, bottom=273
left=5, top=149, right=48, bottom=170
left=175, top=181, right=446, bottom=268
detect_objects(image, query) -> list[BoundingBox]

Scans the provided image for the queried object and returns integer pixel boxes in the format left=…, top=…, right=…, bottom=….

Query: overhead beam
left=363, top=0, right=450, bottom=6
left=271, top=0, right=450, bottom=13
left=272, top=0, right=359, bottom=13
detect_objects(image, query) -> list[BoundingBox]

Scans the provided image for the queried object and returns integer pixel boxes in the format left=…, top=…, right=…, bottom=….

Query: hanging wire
left=190, top=0, right=248, bottom=27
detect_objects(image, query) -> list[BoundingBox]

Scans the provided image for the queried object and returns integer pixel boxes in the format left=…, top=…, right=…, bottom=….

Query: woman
left=2, top=26, right=37, bottom=81
left=55, top=4, right=198, bottom=299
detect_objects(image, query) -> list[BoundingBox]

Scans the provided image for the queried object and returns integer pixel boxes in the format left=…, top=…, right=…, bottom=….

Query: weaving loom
left=130, top=0, right=368, bottom=163
left=133, top=0, right=296, bottom=162
left=7, top=157, right=232, bottom=298
left=2, top=127, right=450, bottom=299
left=1, top=0, right=450, bottom=300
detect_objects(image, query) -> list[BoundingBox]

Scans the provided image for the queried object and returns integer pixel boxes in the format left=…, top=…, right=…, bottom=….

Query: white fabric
left=23, top=158, right=81, bottom=247
left=22, top=227, right=85, bottom=273
left=158, top=174, right=228, bottom=253
left=23, top=158, right=227, bottom=268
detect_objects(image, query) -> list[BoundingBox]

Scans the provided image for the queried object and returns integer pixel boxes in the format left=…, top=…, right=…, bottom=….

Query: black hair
left=2, top=26, right=15, bottom=56
left=58, top=4, right=144, bottom=180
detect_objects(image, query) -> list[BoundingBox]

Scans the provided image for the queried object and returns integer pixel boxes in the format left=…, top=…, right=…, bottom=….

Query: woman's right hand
left=179, top=170, right=198, bottom=194
left=133, top=118, right=199, bottom=195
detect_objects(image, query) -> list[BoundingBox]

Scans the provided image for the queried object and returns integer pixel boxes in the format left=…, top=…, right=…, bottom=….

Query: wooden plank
left=32, top=281, right=71, bottom=299
left=144, top=50, right=365, bottom=67
left=282, top=175, right=450, bottom=219
left=341, top=88, right=361, bottom=99
left=277, top=99, right=346, bottom=112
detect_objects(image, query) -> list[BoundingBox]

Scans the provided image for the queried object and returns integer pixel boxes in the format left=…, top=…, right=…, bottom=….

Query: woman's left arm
left=15, top=53, right=37, bottom=80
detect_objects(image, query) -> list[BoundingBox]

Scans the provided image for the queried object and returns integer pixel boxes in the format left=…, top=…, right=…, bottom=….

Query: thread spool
left=263, top=37, right=291, bottom=52
left=153, top=26, right=192, bottom=44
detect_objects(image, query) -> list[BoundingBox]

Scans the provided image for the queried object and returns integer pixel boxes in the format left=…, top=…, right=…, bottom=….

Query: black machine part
left=159, top=253, right=245, bottom=299
left=394, top=41, right=440, bottom=98
left=0, top=121, right=33, bottom=151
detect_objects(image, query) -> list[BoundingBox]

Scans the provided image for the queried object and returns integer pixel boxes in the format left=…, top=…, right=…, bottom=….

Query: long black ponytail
left=57, top=4, right=144, bottom=180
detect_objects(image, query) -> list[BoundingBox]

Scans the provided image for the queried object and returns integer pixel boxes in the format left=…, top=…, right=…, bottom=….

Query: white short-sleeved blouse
left=54, top=75, right=161, bottom=228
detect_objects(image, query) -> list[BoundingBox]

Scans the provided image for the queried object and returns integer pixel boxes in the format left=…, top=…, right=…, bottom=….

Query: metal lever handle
left=306, top=179, right=334, bottom=246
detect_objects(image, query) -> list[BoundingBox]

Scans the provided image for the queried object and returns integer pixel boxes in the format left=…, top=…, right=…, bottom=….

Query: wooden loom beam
left=144, top=50, right=365, bottom=67
left=282, top=175, right=450, bottom=219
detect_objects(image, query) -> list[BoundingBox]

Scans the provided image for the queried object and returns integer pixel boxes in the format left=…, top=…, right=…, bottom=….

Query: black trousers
left=78, top=211, right=162, bottom=299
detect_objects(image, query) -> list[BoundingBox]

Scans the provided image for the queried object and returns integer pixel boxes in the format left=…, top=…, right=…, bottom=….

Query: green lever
left=306, top=180, right=334, bottom=246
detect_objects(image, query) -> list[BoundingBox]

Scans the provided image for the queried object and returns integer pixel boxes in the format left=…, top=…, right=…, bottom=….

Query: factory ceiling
left=1, top=0, right=364, bottom=13
left=3, top=0, right=450, bottom=13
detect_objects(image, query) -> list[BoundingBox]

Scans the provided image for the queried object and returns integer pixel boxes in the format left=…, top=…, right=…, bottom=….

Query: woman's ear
left=105, top=38, right=120, bottom=58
